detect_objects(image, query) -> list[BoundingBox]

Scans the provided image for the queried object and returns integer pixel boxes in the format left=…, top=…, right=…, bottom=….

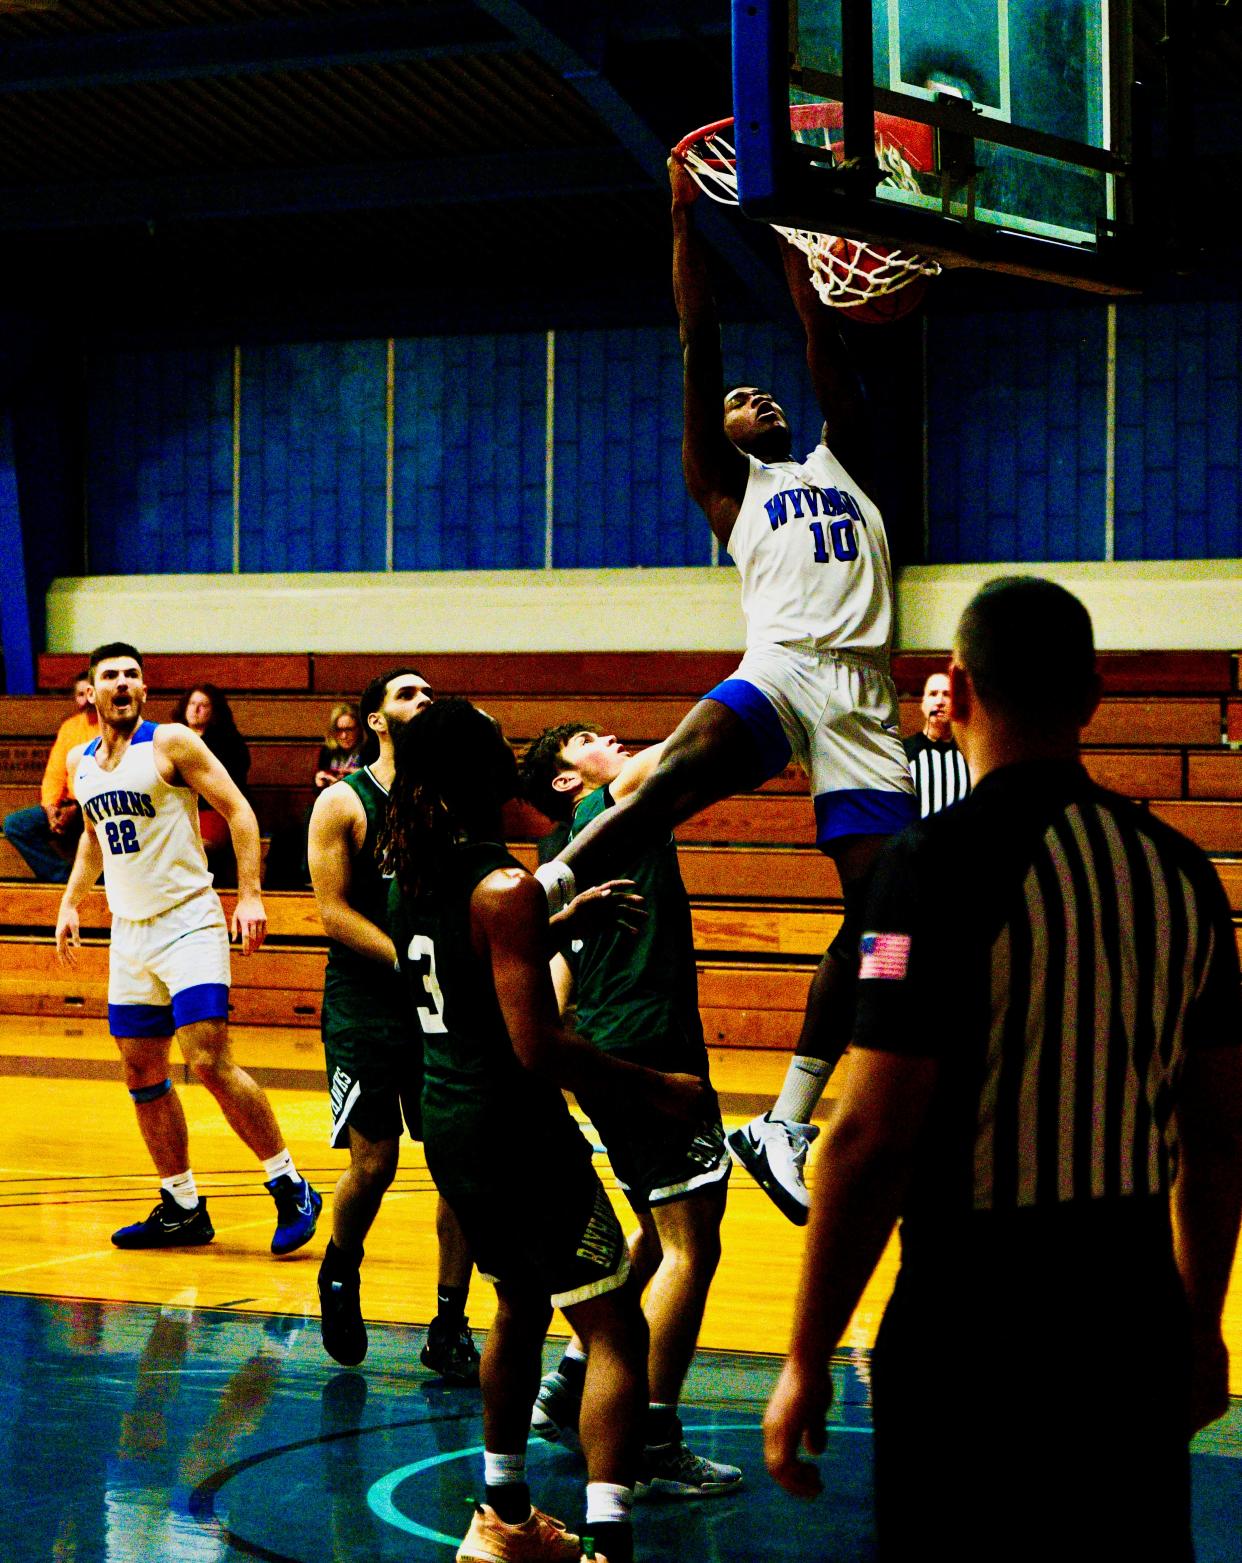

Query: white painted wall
left=46, top=560, right=1242, bottom=654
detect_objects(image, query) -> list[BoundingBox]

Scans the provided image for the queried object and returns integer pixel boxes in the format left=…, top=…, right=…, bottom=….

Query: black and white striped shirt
left=855, top=760, right=1240, bottom=1224
left=903, top=732, right=971, bottom=818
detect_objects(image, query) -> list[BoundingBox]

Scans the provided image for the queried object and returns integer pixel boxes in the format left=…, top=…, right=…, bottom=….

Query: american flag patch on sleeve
left=859, top=932, right=911, bottom=980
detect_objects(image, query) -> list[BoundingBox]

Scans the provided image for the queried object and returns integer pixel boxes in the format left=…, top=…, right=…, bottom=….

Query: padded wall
left=86, top=348, right=234, bottom=574
left=926, top=307, right=1108, bottom=562
left=83, top=324, right=820, bottom=575
left=239, top=341, right=387, bottom=573
left=392, top=333, right=546, bottom=571
left=927, top=298, right=1242, bottom=562
left=1114, top=300, right=1241, bottom=561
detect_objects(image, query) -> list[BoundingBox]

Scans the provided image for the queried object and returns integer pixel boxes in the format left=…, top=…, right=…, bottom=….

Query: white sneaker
left=530, top=1368, right=581, bottom=1445
left=726, top=1113, right=819, bottom=1225
left=636, top=1433, right=744, bottom=1499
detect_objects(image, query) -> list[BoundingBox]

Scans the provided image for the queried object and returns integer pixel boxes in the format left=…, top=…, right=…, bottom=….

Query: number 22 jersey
left=728, top=443, right=894, bottom=656
left=73, top=721, right=214, bottom=920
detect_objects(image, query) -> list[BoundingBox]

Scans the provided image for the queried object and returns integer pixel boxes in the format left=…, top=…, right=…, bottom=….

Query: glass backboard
left=732, top=0, right=1141, bottom=293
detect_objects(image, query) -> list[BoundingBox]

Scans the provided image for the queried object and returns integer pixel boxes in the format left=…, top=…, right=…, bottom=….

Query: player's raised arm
left=157, top=724, right=266, bottom=953
left=307, top=783, right=397, bottom=967
left=671, top=156, right=750, bottom=545
left=777, top=234, right=875, bottom=501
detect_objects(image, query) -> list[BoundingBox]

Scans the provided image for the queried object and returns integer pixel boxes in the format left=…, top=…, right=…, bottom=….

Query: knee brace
left=129, top=1077, right=173, bottom=1105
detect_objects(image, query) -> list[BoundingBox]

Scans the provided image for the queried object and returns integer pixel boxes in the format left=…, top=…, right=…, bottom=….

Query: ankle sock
left=585, top=1482, right=633, bottom=1562
left=644, top=1403, right=681, bottom=1446
left=262, top=1149, right=297, bottom=1183
left=557, top=1343, right=588, bottom=1391
left=772, top=1055, right=831, bottom=1124
left=436, top=1283, right=468, bottom=1327
left=160, top=1170, right=198, bottom=1211
left=483, top=1451, right=530, bottom=1524
left=320, top=1237, right=363, bottom=1279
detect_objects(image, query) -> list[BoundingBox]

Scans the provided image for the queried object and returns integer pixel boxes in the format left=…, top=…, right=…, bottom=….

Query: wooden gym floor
left=0, top=1018, right=1239, bottom=1561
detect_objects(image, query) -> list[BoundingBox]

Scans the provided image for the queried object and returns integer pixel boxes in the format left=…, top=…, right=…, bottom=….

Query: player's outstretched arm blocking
left=478, top=866, right=710, bottom=1121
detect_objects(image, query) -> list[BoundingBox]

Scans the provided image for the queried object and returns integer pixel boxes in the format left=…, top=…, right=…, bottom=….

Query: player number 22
left=103, top=819, right=141, bottom=855
left=810, top=518, right=858, bottom=563
left=406, top=934, right=448, bottom=1033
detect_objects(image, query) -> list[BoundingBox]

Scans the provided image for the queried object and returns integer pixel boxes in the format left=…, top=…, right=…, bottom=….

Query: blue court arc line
left=367, top=1422, right=873, bottom=1545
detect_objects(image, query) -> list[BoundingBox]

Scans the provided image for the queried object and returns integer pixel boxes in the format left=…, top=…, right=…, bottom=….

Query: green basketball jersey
left=325, top=767, right=392, bottom=975
left=322, top=766, right=408, bottom=1027
left=387, top=841, right=590, bottom=1195
left=567, top=785, right=705, bottom=1068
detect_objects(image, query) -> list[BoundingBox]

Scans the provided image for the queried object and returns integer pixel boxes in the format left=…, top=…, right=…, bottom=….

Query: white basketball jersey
left=73, top=721, right=214, bottom=920
left=727, top=444, right=894, bottom=657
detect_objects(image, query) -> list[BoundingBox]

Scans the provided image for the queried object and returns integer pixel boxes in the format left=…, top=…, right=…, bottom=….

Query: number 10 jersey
left=73, top=721, right=214, bottom=920
left=727, top=442, right=894, bottom=658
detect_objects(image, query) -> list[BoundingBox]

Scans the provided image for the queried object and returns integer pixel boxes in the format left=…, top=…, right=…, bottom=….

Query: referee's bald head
left=955, top=577, right=1099, bottom=728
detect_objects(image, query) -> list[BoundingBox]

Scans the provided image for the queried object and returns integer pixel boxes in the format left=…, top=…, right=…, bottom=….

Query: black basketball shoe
left=318, top=1250, right=368, bottom=1367
left=112, top=1190, right=215, bottom=1249
left=420, top=1316, right=481, bottom=1386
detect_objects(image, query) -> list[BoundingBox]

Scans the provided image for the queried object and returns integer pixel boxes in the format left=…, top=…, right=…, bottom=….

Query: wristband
left=533, top=859, right=577, bottom=917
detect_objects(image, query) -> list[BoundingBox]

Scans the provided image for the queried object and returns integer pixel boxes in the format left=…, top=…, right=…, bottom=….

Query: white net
left=679, top=121, right=941, bottom=309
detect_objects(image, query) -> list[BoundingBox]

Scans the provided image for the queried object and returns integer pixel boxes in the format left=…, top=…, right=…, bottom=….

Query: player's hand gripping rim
left=668, top=152, right=700, bottom=208
left=231, top=892, right=267, bottom=955
left=763, top=1353, right=832, bottom=1499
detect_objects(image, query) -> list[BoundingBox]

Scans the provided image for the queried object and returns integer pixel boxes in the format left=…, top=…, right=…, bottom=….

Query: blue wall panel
left=1115, top=300, right=1241, bottom=560
left=392, top=334, right=546, bottom=571
left=239, top=340, right=387, bottom=573
left=80, top=296, right=1242, bottom=581
left=927, top=309, right=1107, bottom=562
left=554, top=327, right=700, bottom=567
left=87, top=349, right=233, bottom=574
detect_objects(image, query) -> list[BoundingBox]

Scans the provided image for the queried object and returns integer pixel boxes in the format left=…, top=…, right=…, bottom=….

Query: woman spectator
left=314, top=704, right=362, bottom=790
left=173, top=684, right=251, bottom=879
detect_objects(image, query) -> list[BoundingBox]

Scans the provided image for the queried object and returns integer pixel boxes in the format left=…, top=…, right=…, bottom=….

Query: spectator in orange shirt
left=2, top=672, right=98, bottom=882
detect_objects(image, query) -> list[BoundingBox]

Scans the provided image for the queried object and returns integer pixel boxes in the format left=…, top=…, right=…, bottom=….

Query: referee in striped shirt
left=903, top=670, right=970, bottom=816
left=764, top=577, right=1242, bottom=1562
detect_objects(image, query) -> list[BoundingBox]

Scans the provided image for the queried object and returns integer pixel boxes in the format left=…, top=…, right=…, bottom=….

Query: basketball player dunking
left=532, top=157, right=917, bottom=1225
left=55, top=643, right=321, bottom=1254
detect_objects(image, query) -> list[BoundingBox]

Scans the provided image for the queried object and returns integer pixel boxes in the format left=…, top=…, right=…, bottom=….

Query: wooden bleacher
left=3, top=648, right=1241, bottom=1083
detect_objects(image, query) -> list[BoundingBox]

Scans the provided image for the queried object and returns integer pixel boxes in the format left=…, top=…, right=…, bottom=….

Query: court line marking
left=367, top=1422, right=873, bottom=1546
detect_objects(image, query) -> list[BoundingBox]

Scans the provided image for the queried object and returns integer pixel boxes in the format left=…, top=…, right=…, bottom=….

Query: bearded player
left=55, top=642, right=320, bottom=1254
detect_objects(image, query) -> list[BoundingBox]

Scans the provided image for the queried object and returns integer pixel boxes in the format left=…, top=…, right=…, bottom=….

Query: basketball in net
left=673, top=105, right=940, bottom=324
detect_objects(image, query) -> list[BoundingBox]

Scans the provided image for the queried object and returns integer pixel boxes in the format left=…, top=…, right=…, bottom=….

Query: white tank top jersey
left=73, top=721, right=214, bottom=920
left=726, top=444, right=894, bottom=658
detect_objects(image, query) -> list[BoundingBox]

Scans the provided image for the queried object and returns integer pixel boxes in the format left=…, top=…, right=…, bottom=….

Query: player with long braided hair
left=383, top=699, right=708, bottom=1563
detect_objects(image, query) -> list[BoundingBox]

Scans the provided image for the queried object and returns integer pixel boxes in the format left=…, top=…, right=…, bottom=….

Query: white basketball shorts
left=705, top=642, right=916, bottom=845
left=107, top=888, right=231, bottom=1037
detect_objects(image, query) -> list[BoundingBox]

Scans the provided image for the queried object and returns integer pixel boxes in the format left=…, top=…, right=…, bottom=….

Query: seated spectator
left=172, top=684, right=251, bottom=879
left=2, top=671, right=97, bottom=882
left=314, top=704, right=362, bottom=790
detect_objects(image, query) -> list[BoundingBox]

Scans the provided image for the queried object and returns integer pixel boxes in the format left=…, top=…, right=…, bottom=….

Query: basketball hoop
left=673, top=103, right=941, bottom=323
